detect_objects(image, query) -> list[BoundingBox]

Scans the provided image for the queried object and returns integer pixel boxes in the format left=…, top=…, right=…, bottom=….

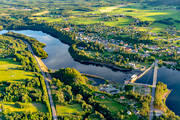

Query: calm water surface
left=136, top=67, right=180, bottom=116
left=0, top=30, right=130, bottom=83
left=0, top=30, right=179, bottom=115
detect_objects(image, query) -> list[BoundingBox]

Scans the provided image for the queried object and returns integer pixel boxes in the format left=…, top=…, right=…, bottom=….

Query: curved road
left=25, top=42, right=57, bottom=120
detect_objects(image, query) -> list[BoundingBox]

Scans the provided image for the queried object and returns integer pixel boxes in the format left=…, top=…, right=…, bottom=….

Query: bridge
left=129, top=82, right=152, bottom=87
left=149, top=60, right=158, bottom=120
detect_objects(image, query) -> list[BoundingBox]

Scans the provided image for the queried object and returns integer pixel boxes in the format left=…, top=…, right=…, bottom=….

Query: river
left=0, top=30, right=179, bottom=116
left=136, top=67, right=180, bottom=116
left=0, top=30, right=135, bottom=83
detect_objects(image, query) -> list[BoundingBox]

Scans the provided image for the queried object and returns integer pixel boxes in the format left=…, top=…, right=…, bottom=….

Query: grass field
left=0, top=59, right=35, bottom=82
left=56, top=104, right=84, bottom=116
left=95, top=97, right=127, bottom=113
left=30, top=17, right=63, bottom=23
left=1, top=102, right=47, bottom=113
left=0, top=58, right=48, bottom=113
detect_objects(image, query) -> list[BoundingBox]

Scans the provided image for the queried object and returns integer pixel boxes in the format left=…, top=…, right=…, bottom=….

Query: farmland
left=29, top=3, right=180, bottom=33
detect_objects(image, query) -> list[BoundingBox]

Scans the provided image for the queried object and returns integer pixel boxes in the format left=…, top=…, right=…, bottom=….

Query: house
left=124, top=43, right=128, bottom=46
left=120, top=41, right=124, bottom=45
left=125, top=47, right=132, bottom=52
left=129, top=63, right=136, bottom=68
left=127, top=111, right=132, bottom=115
left=120, top=96, right=125, bottom=100
left=63, top=28, right=70, bottom=31
left=78, top=47, right=84, bottom=50
left=101, top=96, right=105, bottom=99
left=124, top=80, right=130, bottom=84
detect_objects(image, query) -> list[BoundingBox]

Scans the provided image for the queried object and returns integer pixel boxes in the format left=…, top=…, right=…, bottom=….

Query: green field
left=95, top=97, right=127, bottom=113
left=0, top=59, right=35, bottom=82
left=56, top=104, right=84, bottom=116
left=1, top=102, right=47, bottom=113
left=31, top=17, right=63, bottom=23
left=0, top=58, right=48, bottom=114
left=30, top=3, right=180, bottom=34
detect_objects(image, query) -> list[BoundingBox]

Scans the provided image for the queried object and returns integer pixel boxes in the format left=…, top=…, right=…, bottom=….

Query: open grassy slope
left=0, top=59, right=35, bottom=82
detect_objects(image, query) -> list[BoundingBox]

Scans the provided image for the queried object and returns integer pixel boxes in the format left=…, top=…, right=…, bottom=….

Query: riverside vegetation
left=0, top=0, right=180, bottom=119
left=0, top=34, right=51, bottom=119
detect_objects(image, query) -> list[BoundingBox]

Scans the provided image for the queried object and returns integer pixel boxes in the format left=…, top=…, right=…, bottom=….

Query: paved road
left=149, top=60, right=158, bottom=120
left=26, top=42, right=57, bottom=120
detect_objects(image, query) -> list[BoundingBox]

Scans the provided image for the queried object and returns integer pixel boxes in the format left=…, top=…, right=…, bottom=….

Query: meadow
left=0, top=58, right=47, bottom=114
left=95, top=97, right=127, bottom=113
left=0, top=59, right=35, bottom=82
left=1, top=102, right=47, bottom=113
left=56, top=104, right=84, bottom=116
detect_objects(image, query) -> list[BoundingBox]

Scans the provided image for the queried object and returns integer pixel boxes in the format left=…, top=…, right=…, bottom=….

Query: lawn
left=56, top=104, right=84, bottom=116
left=1, top=102, right=47, bottom=113
left=30, top=17, right=63, bottom=23
left=103, top=17, right=134, bottom=27
left=95, top=97, right=127, bottom=113
left=0, top=59, right=35, bottom=82
left=68, top=17, right=100, bottom=25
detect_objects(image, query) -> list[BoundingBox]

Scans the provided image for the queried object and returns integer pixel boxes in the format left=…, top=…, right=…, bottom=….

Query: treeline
left=69, top=42, right=133, bottom=70
left=69, top=41, right=155, bottom=70
left=14, top=51, right=40, bottom=72
left=0, top=35, right=40, bottom=72
left=4, top=32, right=48, bottom=59
left=0, top=35, right=16, bottom=58
left=0, top=17, right=77, bottom=46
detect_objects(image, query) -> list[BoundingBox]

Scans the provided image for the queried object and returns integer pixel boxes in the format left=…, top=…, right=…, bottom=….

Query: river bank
left=69, top=45, right=133, bottom=72
left=130, top=63, right=153, bottom=83
left=154, top=82, right=179, bottom=119
left=1, top=29, right=179, bottom=116
left=78, top=60, right=132, bottom=71
left=5, top=24, right=134, bottom=72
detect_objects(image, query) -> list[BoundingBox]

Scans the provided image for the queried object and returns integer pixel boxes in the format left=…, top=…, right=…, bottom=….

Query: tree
left=125, top=85, right=133, bottom=92
left=55, top=90, right=65, bottom=104
left=22, top=94, right=32, bottom=103
left=75, top=94, right=83, bottom=102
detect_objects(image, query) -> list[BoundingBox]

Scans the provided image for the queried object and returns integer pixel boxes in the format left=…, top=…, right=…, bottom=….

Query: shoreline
left=163, top=89, right=172, bottom=112
left=4, top=27, right=133, bottom=72
left=78, top=60, right=132, bottom=71
left=69, top=46, right=133, bottom=72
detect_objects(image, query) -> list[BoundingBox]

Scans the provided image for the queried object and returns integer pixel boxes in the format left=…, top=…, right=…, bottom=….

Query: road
left=25, top=42, right=57, bottom=120
left=149, top=60, right=158, bottom=120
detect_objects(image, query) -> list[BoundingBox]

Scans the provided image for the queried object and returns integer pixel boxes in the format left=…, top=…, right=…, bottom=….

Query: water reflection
left=1, top=30, right=131, bottom=83
left=1, top=30, right=179, bottom=115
